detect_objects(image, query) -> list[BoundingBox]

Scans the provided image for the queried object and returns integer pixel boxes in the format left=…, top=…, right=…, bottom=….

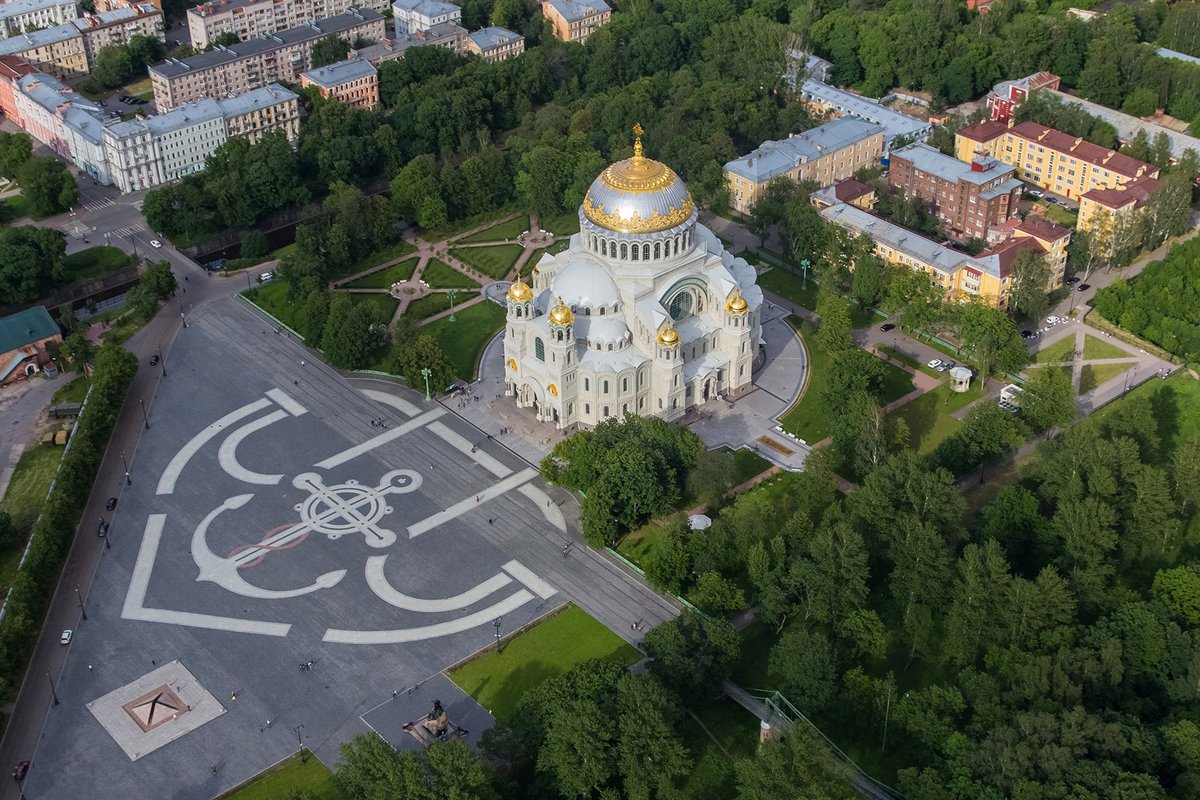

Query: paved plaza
left=27, top=298, right=676, bottom=800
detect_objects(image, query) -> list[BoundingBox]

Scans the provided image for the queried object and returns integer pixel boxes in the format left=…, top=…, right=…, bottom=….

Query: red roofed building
left=811, top=177, right=877, bottom=210
left=1078, top=174, right=1159, bottom=247
left=0, top=55, right=34, bottom=123
left=986, top=71, right=1061, bottom=122
left=955, top=119, right=1159, bottom=199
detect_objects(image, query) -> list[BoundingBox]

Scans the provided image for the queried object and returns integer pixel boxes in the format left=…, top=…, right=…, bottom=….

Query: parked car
left=149, top=240, right=162, bottom=248
left=1078, top=283, right=1091, bottom=292
left=879, top=323, right=896, bottom=332
left=927, top=358, right=942, bottom=369
left=1027, top=189, right=1044, bottom=199
left=150, top=354, right=160, bottom=365
left=259, top=271, right=273, bottom=283
left=106, top=497, right=118, bottom=511
left=1021, top=330, right=1034, bottom=338
left=1065, top=276, right=1081, bottom=285
left=60, top=629, right=72, bottom=645
left=1045, top=197, right=1059, bottom=204
left=936, top=360, right=956, bottom=372
left=13, top=760, right=29, bottom=781
left=1046, top=315, right=1060, bottom=325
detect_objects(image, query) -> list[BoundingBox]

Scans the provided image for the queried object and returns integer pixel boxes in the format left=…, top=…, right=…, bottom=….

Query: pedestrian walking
left=429, top=463, right=435, bottom=470
left=488, top=518, right=493, bottom=525
left=88, top=664, right=93, bottom=671
left=475, top=495, right=480, bottom=503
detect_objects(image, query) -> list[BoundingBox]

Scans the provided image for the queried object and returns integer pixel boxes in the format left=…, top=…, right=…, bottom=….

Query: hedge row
left=0, top=343, right=136, bottom=705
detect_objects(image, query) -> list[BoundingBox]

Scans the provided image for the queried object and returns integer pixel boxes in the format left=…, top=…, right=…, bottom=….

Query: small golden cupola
left=507, top=276, right=533, bottom=303
left=726, top=288, right=748, bottom=314
left=548, top=297, right=574, bottom=326
left=657, top=321, right=680, bottom=347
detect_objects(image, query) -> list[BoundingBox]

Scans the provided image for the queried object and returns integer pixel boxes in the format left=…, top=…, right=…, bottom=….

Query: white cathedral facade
left=502, top=125, right=765, bottom=429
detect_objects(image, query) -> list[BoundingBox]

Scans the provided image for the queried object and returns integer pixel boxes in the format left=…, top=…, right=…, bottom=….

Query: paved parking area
left=27, top=298, right=675, bottom=800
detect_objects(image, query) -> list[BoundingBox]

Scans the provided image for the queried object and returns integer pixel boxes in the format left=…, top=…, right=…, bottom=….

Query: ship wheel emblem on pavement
left=292, top=470, right=419, bottom=549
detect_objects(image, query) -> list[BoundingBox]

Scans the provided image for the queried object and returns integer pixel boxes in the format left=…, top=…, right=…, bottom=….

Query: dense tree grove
left=0, top=226, right=66, bottom=305
left=1094, top=237, right=1200, bottom=360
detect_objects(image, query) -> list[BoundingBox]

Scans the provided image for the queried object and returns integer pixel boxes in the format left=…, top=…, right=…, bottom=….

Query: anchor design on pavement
left=191, top=469, right=422, bottom=599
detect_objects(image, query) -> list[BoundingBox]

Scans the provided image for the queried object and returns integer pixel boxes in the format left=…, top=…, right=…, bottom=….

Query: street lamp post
left=246, top=273, right=253, bottom=291
left=121, top=450, right=131, bottom=485
left=75, top=586, right=87, bottom=620
left=293, top=723, right=306, bottom=763
left=420, top=367, right=432, bottom=402
left=800, top=258, right=811, bottom=291
left=47, top=671, right=59, bottom=706
left=493, top=617, right=502, bottom=654
left=139, top=397, right=150, bottom=429
left=447, top=288, right=458, bottom=322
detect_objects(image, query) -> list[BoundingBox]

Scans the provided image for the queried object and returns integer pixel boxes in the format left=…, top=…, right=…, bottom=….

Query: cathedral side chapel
left=503, top=124, right=765, bottom=429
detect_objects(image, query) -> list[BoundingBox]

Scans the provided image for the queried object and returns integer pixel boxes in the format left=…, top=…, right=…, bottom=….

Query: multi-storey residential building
left=798, top=78, right=931, bottom=150
left=104, top=83, right=298, bottom=191
left=10, top=70, right=111, bottom=181
left=1077, top=174, right=1158, bottom=249
left=0, top=0, right=77, bottom=39
left=1044, top=89, right=1200, bottom=163
left=723, top=117, right=884, bottom=214
left=0, top=24, right=88, bottom=80
left=986, top=71, right=1059, bottom=122
left=811, top=177, right=877, bottom=210
left=819, top=200, right=1065, bottom=309
left=888, top=142, right=1023, bottom=240
left=348, top=22, right=463, bottom=62
left=149, top=9, right=385, bottom=109
left=466, top=26, right=521, bottom=62
left=391, top=0, right=458, bottom=35
left=72, top=3, right=164, bottom=62
left=956, top=119, right=1161, bottom=200
left=187, top=0, right=385, bottom=49
left=0, top=55, right=35, bottom=122
left=96, top=0, right=161, bottom=12
left=541, top=0, right=609, bottom=42
left=300, top=56, right=377, bottom=108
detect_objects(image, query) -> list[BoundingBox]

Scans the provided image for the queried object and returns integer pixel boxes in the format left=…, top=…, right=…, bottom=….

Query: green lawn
left=245, top=281, right=301, bottom=329
left=422, top=259, right=480, bottom=289
left=1080, top=362, right=1132, bottom=394
left=729, top=447, right=772, bottom=486
left=328, top=241, right=418, bottom=283
left=63, top=246, right=134, bottom=281
left=616, top=519, right=671, bottom=568
left=778, top=318, right=832, bottom=443
left=539, top=211, right=580, bottom=236
left=879, top=361, right=917, bottom=405
left=448, top=604, right=640, bottom=720
left=457, top=214, right=530, bottom=244
left=890, top=383, right=983, bottom=454
left=756, top=267, right=820, bottom=311
left=0, top=446, right=63, bottom=593
left=217, top=754, right=342, bottom=800
left=450, top=244, right=525, bottom=280
left=52, top=376, right=89, bottom=404
left=422, top=299, right=505, bottom=380
left=405, top=293, right=456, bottom=320
left=346, top=292, right=398, bottom=321
left=1027, top=364, right=1074, bottom=384
left=1035, top=335, right=1077, bottom=364
left=342, top=258, right=418, bottom=289
left=5, top=194, right=34, bottom=219
left=1082, top=334, right=1133, bottom=361
left=1042, top=203, right=1078, bottom=227
left=424, top=205, right=520, bottom=243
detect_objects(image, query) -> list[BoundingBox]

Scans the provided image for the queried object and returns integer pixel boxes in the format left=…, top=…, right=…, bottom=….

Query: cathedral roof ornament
left=548, top=297, right=575, bottom=326
left=506, top=275, right=533, bottom=303
left=657, top=321, right=680, bottom=347
left=726, top=288, right=748, bottom=314
left=581, top=123, right=696, bottom=235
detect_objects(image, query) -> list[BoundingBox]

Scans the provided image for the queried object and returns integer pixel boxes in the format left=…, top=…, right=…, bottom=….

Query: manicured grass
left=756, top=266, right=820, bottom=311
left=1087, top=371, right=1200, bottom=463
left=421, top=259, right=480, bottom=289
left=729, top=447, right=772, bottom=486
left=457, top=214, right=529, bottom=244
left=125, top=76, right=153, bottom=101
left=449, top=244, right=525, bottom=279
left=448, top=604, right=640, bottom=720
left=63, top=246, right=134, bottom=280
left=778, top=318, right=831, bottom=443
left=4, top=194, right=33, bottom=219
left=425, top=205, right=520, bottom=242
left=539, top=210, right=580, bottom=236
left=616, top=519, right=671, bottom=568
left=346, top=292, right=398, bottom=321
left=1080, top=361, right=1132, bottom=394
left=1035, top=335, right=1077, bottom=364
left=342, top=258, right=418, bottom=289
left=878, top=360, right=917, bottom=405
left=0, top=446, right=63, bottom=537
left=423, top=299, right=505, bottom=380
left=1041, top=203, right=1078, bottom=227
left=1027, top=364, right=1074, bottom=384
left=328, top=241, right=418, bottom=283
left=890, top=382, right=983, bottom=454
left=217, top=754, right=342, bottom=800
left=1082, top=334, right=1133, bottom=361
left=245, top=281, right=301, bottom=329
left=52, top=376, right=89, bottom=404
left=405, top=293, right=454, bottom=320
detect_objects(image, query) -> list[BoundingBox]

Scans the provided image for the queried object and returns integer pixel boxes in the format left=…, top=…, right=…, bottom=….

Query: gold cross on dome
left=632, top=122, right=644, bottom=160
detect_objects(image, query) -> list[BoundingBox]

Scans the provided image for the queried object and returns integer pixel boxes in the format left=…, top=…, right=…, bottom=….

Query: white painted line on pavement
left=407, top=467, right=537, bottom=538
left=322, top=590, right=533, bottom=644
left=157, top=398, right=272, bottom=494
left=217, top=410, right=287, bottom=485
left=365, top=555, right=512, bottom=611
left=427, top=420, right=510, bottom=477
left=315, top=408, right=445, bottom=469
left=503, top=560, right=557, bottom=599
left=267, top=387, right=308, bottom=417
left=362, top=388, right=419, bottom=417
left=517, top=483, right=565, bottom=531
left=122, top=514, right=291, bottom=636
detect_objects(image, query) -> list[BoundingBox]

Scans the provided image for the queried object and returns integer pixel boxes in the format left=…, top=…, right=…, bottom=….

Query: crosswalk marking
left=82, top=197, right=115, bottom=212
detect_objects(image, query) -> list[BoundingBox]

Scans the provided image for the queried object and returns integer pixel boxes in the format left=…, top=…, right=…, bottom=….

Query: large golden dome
left=548, top=297, right=574, bottom=326
left=506, top=277, right=533, bottom=302
left=582, top=123, right=695, bottom=235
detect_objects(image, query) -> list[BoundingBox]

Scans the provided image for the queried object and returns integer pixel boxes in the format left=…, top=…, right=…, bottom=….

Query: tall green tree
left=17, top=157, right=78, bottom=217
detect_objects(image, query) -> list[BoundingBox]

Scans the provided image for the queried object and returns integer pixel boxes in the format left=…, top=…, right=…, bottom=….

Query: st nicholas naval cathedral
left=503, top=124, right=765, bottom=429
